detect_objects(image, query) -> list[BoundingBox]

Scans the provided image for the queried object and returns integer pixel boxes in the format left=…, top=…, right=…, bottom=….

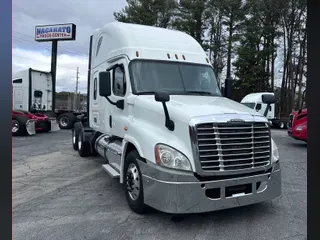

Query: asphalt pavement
left=13, top=129, right=307, bottom=240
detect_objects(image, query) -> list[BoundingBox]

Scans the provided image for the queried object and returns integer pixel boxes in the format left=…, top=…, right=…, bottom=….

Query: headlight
left=154, top=144, right=192, bottom=172
left=271, top=138, right=279, bottom=163
left=296, top=125, right=306, bottom=131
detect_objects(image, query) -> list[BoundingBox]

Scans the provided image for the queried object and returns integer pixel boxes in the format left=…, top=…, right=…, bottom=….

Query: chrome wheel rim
left=60, top=117, right=69, bottom=127
left=126, top=163, right=140, bottom=201
left=72, top=130, right=76, bottom=144
left=279, top=122, right=284, bottom=128
left=78, top=137, right=82, bottom=150
left=12, top=120, right=19, bottom=133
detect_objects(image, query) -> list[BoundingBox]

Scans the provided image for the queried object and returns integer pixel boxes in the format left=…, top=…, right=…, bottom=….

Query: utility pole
left=74, top=67, right=79, bottom=111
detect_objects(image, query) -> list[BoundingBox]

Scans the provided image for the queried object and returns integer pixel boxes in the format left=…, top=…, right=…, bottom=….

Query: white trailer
left=73, top=22, right=281, bottom=214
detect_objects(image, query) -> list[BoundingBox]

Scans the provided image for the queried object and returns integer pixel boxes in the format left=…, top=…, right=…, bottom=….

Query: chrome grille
left=196, top=122, right=271, bottom=172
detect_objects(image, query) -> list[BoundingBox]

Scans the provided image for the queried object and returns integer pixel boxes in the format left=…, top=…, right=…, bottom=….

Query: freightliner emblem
left=228, top=119, right=245, bottom=123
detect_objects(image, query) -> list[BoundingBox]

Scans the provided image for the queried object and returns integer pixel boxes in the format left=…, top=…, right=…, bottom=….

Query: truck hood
left=134, top=95, right=263, bottom=124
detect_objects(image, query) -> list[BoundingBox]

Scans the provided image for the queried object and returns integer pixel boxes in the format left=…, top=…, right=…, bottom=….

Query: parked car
left=287, top=108, right=307, bottom=142
left=12, top=110, right=51, bottom=136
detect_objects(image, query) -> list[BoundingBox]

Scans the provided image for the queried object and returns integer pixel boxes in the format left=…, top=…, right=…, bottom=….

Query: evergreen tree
left=113, top=0, right=177, bottom=28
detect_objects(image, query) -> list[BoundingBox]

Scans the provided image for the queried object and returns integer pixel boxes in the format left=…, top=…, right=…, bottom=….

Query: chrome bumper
left=140, top=162, right=281, bottom=214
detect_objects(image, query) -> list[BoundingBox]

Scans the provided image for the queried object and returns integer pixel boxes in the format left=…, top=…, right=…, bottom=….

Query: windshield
left=242, top=102, right=256, bottom=109
left=129, top=60, right=221, bottom=96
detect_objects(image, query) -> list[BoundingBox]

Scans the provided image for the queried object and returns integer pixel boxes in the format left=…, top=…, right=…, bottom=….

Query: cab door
left=108, top=58, right=130, bottom=139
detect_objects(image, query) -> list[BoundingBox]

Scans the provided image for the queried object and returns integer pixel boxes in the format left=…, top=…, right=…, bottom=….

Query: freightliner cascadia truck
left=72, top=22, right=281, bottom=214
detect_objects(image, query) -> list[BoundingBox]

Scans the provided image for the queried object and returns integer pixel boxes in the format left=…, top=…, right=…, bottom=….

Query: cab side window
left=255, top=103, right=262, bottom=111
left=113, top=66, right=126, bottom=97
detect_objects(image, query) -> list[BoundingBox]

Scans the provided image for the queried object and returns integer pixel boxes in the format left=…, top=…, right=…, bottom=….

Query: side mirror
left=155, top=91, right=170, bottom=102
left=99, top=71, right=111, bottom=97
left=261, top=94, right=276, bottom=104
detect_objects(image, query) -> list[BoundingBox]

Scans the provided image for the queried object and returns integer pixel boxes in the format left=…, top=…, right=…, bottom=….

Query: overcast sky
left=13, top=0, right=284, bottom=93
left=13, top=0, right=127, bottom=93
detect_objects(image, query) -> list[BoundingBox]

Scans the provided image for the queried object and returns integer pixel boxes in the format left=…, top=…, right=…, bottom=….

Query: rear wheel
left=124, top=150, right=147, bottom=214
left=77, top=130, right=90, bottom=157
left=58, top=113, right=76, bottom=129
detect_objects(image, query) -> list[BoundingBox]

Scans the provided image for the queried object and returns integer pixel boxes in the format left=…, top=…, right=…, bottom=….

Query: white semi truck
left=13, top=68, right=86, bottom=129
left=13, top=68, right=53, bottom=112
left=241, top=92, right=289, bottom=129
left=72, top=22, right=281, bottom=214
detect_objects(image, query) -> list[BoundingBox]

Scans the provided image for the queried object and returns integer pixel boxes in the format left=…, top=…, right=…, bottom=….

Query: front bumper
left=35, top=120, right=51, bottom=131
left=140, top=162, right=281, bottom=214
left=288, top=128, right=307, bottom=141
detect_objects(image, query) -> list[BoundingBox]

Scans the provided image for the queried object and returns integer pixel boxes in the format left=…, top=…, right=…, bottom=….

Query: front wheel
left=72, top=128, right=78, bottom=150
left=77, top=130, right=90, bottom=157
left=124, top=150, right=147, bottom=214
left=12, top=116, right=28, bottom=136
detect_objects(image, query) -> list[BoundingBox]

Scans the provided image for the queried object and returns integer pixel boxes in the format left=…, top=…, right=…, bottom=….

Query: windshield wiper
left=185, top=91, right=213, bottom=96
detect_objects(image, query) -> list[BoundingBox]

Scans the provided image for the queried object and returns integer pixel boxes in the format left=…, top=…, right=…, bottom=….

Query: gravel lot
left=13, top=129, right=307, bottom=240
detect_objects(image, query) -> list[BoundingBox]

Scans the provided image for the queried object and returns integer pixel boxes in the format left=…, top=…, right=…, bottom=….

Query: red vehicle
left=12, top=110, right=51, bottom=136
left=287, top=108, right=307, bottom=142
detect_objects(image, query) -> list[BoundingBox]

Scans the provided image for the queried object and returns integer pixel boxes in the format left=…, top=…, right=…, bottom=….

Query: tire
left=72, top=127, right=79, bottom=151
left=124, top=150, right=147, bottom=214
left=43, top=121, right=52, bottom=132
left=77, top=130, right=91, bottom=157
left=58, top=113, right=76, bottom=129
left=12, top=116, right=28, bottom=136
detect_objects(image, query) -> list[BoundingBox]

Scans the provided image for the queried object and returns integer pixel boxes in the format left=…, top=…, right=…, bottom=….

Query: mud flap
left=49, top=118, right=60, bottom=132
left=26, top=120, right=36, bottom=136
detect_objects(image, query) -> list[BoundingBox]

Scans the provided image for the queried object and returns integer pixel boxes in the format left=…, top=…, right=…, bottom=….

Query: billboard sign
left=35, top=23, right=76, bottom=42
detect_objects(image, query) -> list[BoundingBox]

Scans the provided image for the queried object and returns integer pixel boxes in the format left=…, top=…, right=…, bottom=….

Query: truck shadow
left=288, top=142, right=307, bottom=148
left=148, top=202, right=272, bottom=223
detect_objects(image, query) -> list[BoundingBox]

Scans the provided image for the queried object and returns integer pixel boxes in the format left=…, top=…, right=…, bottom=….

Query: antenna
left=74, top=67, right=79, bottom=110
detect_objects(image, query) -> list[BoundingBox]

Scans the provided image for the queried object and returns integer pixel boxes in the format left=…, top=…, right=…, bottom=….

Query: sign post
left=35, top=23, right=76, bottom=111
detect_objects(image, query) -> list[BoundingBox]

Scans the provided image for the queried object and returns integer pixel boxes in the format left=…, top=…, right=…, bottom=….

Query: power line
left=13, top=54, right=78, bottom=72
left=13, top=36, right=88, bottom=59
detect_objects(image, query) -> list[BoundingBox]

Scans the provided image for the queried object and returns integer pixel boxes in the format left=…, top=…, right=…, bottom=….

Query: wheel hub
left=60, top=117, right=69, bottom=127
left=12, top=120, right=19, bottom=133
left=126, top=163, right=140, bottom=201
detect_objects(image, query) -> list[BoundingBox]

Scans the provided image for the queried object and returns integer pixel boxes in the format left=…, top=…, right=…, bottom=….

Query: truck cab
left=241, top=92, right=275, bottom=120
left=13, top=68, right=53, bottom=112
left=288, top=108, right=307, bottom=142
left=73, top=22, right=281, bottom=214
left=241, top=92, right=288, bottom=129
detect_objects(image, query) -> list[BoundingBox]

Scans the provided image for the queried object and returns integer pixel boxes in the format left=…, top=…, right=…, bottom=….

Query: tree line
left=114, top=0, right=307, bottom=116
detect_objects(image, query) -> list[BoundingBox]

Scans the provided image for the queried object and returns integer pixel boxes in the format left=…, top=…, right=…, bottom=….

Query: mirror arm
left=105, top=96, right=116, bottom=106
left=263, top=103, right=270, bottom=117
left=161, top=102, right=174, bottom=131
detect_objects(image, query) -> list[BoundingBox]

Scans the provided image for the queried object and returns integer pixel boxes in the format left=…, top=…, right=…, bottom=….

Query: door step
left=102, top=163, right=120, bottom=178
